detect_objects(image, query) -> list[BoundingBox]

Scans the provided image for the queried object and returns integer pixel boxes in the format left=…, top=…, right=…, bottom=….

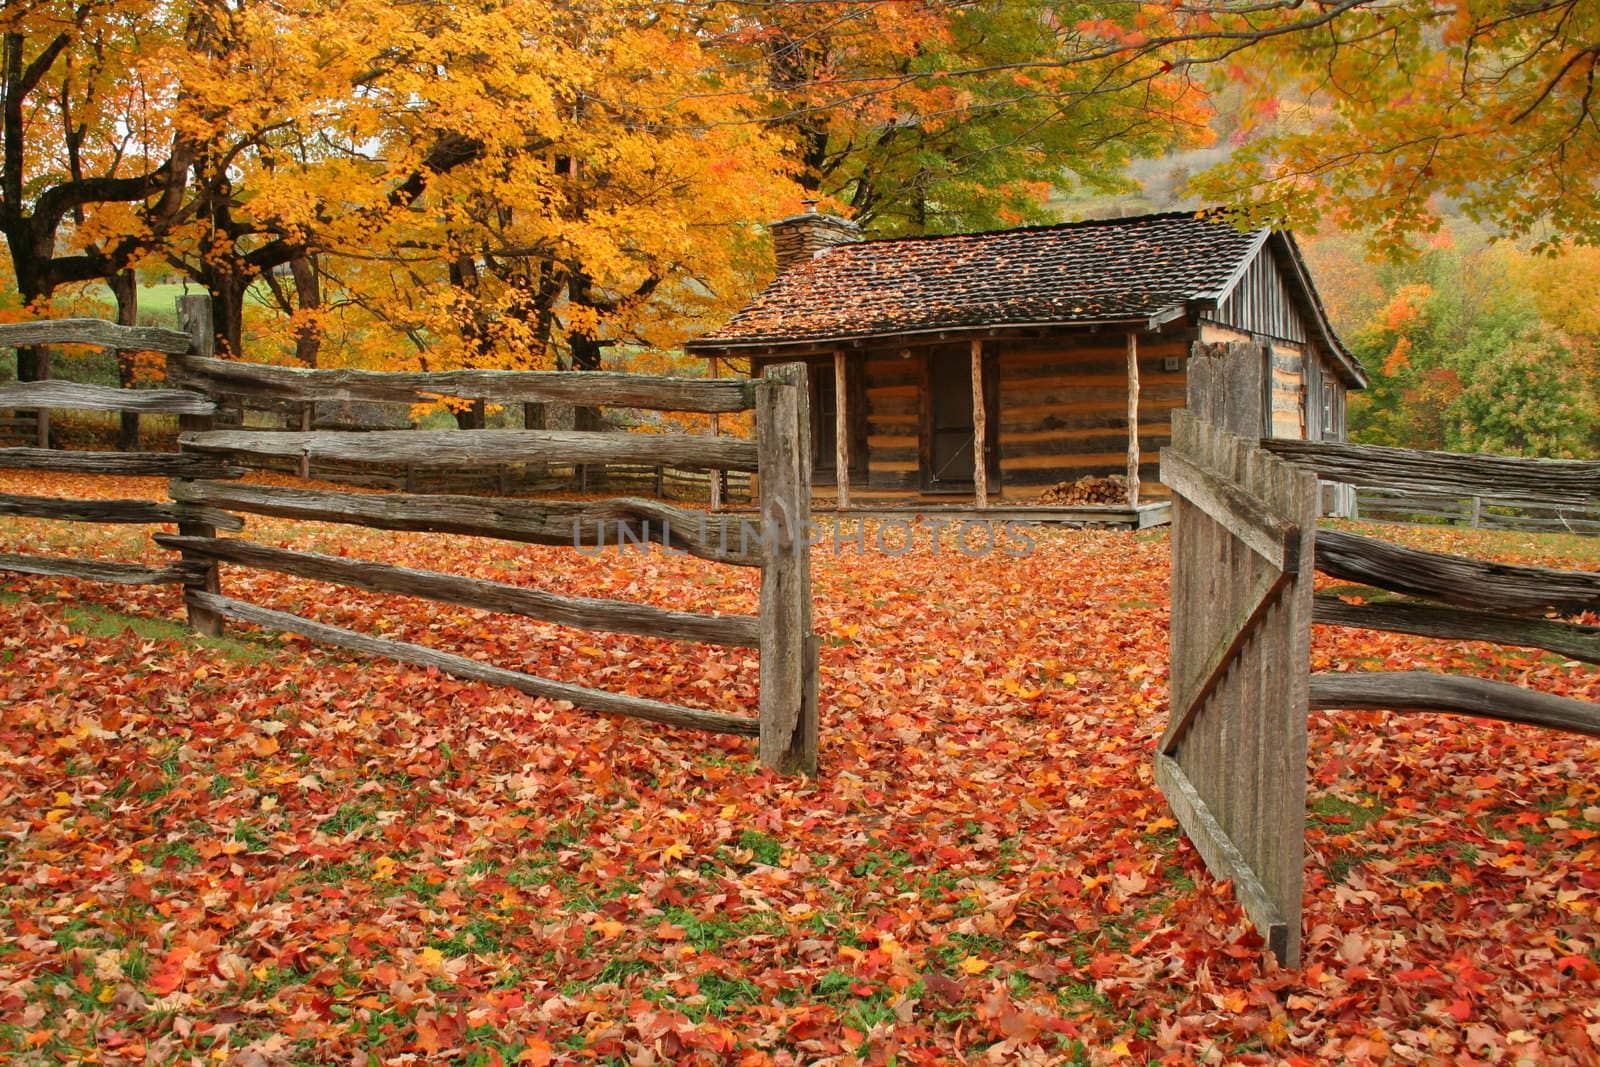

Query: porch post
left=1126, top=332, right=1141, bottom=508
left=971, top=339, right=988, bottom=508
left=834, top=348, right=850, bottom=511
left=708, top=355, right=723, bottom=511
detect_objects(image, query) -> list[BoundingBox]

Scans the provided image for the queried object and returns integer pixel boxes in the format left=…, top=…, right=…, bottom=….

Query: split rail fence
left=1159, top=341, right=1600, bottom=965
left=0, top=304, right=818, bottom=775
left=1350, top=485, right=1600, bottom=536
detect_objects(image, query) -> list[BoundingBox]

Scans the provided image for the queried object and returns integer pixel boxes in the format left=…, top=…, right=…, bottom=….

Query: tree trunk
left=289, top=254, right=321, bottom=367
left=205, top=272, right=249, bottom=357
left=453, top=398, right=486, bottom=430
left=109, top=270, right=140, bottom=449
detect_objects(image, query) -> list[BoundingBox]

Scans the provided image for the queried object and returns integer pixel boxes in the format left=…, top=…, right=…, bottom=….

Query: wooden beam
left=1262, top=437, right=1600, bottom=507
left=756, top=363, right=817, bottom=775
left=169, top=481, right=763, bottom=567
left=178, top=428, right=761, bottom=472
left=1126, top=332, right=1140, bottom=507
left=176, top=294, right=224, bottom=638
left=1314, top=594, right=1600, bottom=664
left=0, top=493, right=242, bottom=530
left=0, top=318, right=192, bottom=354
left=0, top=449, right=240, bottom=478
left=0, top=553, right=200, bottom=585
left=1159, top=447, right=1300, bottom=572
left=156, top=535, right=759, bottom=647
left=0, top=381, right=214, bottom=415
left=1315, top=529, right=1600, bottom=614
left=708, top=356, right=723, bottom=511
left=189, top=592, right=759, bottom=737
left=834, top=349, right=850, bottom=511
left=1309, top=671, right=1600, bottom=738
left=971, top=339, right=987, bottom=508
left=172, top=355, right=756, bottom=413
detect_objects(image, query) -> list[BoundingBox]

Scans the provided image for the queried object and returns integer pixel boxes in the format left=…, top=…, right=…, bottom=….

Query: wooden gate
left=1161, top=340, right=1599, bottom=966
left=1157, top=407, right=1319, bottom=965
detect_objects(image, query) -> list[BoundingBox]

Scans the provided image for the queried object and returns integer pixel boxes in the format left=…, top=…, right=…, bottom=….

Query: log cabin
left=686, top=208, right=1367, bottom=521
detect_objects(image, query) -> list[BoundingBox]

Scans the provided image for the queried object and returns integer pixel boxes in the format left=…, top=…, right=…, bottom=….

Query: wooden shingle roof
left=691, top=211, right=1276, bottom=350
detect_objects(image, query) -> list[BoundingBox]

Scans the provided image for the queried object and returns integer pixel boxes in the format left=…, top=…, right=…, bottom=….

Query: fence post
left=756, top=362, right=817, bottom=775
left=173, top=295, right=224, bottom=637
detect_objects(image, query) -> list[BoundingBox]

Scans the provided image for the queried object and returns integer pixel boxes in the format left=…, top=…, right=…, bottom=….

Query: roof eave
left=1270, top=232, right=1368, bottom=389
left=686, top=315, right=1167, bottom=355
left=1205, top=228, right=1274, bottom=306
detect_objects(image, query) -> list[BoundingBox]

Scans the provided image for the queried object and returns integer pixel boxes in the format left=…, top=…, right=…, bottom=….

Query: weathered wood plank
left=169, top=481, right=763, bottom=567
left=0, top=493, right=243, bottom=530
left=1309, top=671, right=1600, bottom=738
left=1315, top=529, right=1600, bottom=614
left=0, top=552, right=200, bottom=585
left=708, top=357, right=724, bottom=511
left=0, top=318, right=192, bottom=354
left=1314, top=594, right=1600, bottom=664
left=1264, top=438, right=1600, bottom=506
left=1160, top=435, right=1299, bottom=571
left=757, top=363, right=817, bottom=775
left=179, top=428, right=760, bottom=472
left=1154, top=755, right=1289, bottom=962
left=190, top=592, right=758, bottom=737
left=1160, top=395, right=1315, bottom=966
left=1186, top=341, right=1266, bottom=438
left=0, top=381, right=214, bottom=415
left=173, top=355, right=755, bottom=412
left=0, top=448, right=241, bottom=478
left=156, top=535, right=758, bottom=647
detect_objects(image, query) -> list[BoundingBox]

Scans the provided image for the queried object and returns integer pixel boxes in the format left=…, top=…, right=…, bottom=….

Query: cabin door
left=922, top=351, right=997, bottom=492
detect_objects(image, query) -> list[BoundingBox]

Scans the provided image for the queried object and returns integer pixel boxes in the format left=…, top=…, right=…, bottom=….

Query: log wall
left=993, top=333, right=1187, bottom=497
left=854, top=333, right=1191, bottom=500
left=1268, top=343, right=1306, bottom=440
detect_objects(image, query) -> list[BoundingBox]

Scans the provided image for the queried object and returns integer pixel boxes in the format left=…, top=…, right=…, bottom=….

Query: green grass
left=317, top=802, right=379, bottom=836
left=0, top=591, right=289, bottom=665
left=641, top=972, right=764, bottom=1022
left=1308, top=793, right=1386, bottom=830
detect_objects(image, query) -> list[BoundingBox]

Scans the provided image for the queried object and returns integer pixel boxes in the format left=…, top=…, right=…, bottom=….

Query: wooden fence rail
left=1162, top=340, right=1600, bottom=965
left=0, top=309, right=819, bottom=775
left=1346, top=486, right=1600, bottom=536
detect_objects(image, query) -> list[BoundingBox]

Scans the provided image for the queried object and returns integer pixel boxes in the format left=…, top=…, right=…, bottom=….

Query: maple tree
left=1147, top=0, right=1600, bottom=251
left=0, top=0, right=192, bottom=375
left=1, top=469, right=1596, bottom=1061
left=155, top=0, right=794, bottom=368
left=746, top=2, right=1600, bottom=251
left=719, top=1, right=1210, bottom=235
left=3, top=0, right=794, bottom=376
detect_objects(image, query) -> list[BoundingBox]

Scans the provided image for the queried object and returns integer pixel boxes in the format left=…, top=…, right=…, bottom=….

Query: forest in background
left=2, top=0, right=1598, bottom=456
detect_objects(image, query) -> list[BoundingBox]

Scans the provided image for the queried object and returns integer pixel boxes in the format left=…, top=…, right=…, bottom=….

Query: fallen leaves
left=0, top=472, right=1595, bottom=1062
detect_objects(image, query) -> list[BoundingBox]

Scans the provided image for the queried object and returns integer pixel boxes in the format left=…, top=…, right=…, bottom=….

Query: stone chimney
left=770, top=201, right=861, bottom=273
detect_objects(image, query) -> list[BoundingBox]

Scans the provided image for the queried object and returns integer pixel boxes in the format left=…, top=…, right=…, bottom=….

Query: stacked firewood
left=1035, top=474, right=1129, bottom=506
